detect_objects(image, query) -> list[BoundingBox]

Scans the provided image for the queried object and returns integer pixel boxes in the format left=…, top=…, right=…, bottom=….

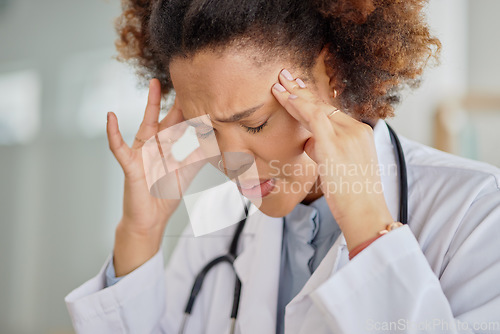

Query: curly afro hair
left=114, top=0, right=441, bottom=119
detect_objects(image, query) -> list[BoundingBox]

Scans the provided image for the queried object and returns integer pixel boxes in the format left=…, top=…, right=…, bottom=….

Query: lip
left=236, top=178, right=276, bottom=198
left=236, top=178, right=272, bottom=189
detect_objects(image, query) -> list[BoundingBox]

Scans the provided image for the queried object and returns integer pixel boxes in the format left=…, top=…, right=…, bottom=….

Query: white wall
left=390, top=0, right=469, bottom=146
left=468, top=0, right=500, bottom=93
left=0, top=1, right=202, bottom=333
left=467, top=0, right=500, bottom=167
left=0, top=1, right=122, bottom=333
left=391, top=0, right=500, bottom=168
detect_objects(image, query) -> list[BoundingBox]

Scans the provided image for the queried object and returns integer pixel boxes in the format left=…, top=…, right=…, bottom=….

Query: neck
left=361, top=117, right=380, bottom=129
left=301, top=176, right=323, bottom=205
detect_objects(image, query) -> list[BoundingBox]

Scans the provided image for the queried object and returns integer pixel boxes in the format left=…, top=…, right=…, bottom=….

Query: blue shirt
left=275, top=195, right=341, bottom=334
left=105, top=195, right=341, bottom=334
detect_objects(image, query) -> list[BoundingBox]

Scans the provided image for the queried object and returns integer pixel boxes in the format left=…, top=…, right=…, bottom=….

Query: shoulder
left=400, top=135, right=500, bottom=196
left=398, top=135, right=500, bottom=271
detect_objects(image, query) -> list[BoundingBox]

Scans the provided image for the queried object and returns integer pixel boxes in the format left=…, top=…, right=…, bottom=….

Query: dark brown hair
left=114, top=0, right=441, bottom=119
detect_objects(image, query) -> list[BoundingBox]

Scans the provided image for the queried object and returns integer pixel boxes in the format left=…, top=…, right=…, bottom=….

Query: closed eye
left=197, top=120, right=269, bottom=139
left=242, top=120, right=268, bottom=134
left=197, top=130, right=213, bottom=139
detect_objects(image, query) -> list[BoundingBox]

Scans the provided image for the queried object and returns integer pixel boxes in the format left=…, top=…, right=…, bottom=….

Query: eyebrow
left=184, top=103, right=265, bottom=127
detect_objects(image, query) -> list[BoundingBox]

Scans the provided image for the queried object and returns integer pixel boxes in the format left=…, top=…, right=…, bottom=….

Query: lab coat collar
left=233, top=119, right=400, bottom=334
left=233, top=210, right=283, bottom=334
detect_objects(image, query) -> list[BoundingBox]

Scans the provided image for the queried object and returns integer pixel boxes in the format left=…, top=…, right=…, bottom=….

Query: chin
left=241, top=177, right=320, bottom=218
left=247, top=191, right=302, bottom=218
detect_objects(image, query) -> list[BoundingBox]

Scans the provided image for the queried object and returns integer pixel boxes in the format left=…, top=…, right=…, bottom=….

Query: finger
left=155, top=121, right=189, bottom=153
left=159, top=98, right=184, bottom=132
left=107, top=112, right=133, bottom=169
left=278, top=69, right=307, bottom=99
left=157, top=99, right=192, bottom=146
left=277, top=68, right=349, bottom=127
left=277, top=69, right=330, bottom=126
left=143, top=78, right=162, bottom=125
left=161, top=142, right=205, bottom=174
left=158, top=98, right=213, bottom=150
left=132, top=79, right=162, bottom=149
left=272, top=82, right=309, bottom=130
left=272, top=79, right=332, bottom=140
left=175, top=148, right=208, bottom=193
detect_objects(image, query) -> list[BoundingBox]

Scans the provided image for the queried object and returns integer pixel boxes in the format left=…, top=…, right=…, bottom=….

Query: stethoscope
left=178, top=121, right=408, bottom=334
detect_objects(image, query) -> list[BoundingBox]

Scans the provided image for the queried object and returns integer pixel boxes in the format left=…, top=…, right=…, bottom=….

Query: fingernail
left=289, top=94, right=298, bottom=100
left=273, top=83, right=287, bottom=92
left=296, top=78, right=306, bottom=88
left=281, top=69, right=294, bottom=81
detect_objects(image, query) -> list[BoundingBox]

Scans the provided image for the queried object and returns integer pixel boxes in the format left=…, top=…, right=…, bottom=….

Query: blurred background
left=0, top=0, right=499, bottom=333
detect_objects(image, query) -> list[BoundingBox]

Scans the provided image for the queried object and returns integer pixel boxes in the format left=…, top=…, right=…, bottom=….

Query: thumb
left=303, top=136, right=318, bottom=164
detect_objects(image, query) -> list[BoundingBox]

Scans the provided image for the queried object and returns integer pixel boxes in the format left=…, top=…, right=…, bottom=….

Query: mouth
left=235, top=178, right=276, bottom=198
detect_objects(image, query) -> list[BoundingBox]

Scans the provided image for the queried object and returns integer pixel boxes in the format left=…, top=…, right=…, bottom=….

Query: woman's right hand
left=106, top=78, right=205, bottom=276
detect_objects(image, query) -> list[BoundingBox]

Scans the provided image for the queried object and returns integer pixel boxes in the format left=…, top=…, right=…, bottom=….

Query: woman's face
left=169, top=48, right=335, bottom=217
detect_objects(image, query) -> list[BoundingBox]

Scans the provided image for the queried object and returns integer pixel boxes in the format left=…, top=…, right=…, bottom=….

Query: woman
left=65, top=0, right=500, bottom=333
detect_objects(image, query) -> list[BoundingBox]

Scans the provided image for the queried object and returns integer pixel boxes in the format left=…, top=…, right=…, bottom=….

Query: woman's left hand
left=271, top=68, right=394, bottom=251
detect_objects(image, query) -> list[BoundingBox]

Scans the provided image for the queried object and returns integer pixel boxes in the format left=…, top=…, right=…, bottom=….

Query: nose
left=220, top=152, right=254, bottom=179
left=215, top=130, right=255, bottom=179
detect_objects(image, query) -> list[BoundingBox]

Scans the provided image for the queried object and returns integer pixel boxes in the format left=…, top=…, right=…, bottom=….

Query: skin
left=106, top=45, right=394, bottom=277
left=170, top=50, right=326, bottom=217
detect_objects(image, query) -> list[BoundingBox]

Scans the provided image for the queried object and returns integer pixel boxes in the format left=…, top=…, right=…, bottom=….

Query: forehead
left=169, top=50, right=283, bottom=119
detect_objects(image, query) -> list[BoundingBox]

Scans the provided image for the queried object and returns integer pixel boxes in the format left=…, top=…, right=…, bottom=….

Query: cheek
left=256, top=108, right=313, bottom=171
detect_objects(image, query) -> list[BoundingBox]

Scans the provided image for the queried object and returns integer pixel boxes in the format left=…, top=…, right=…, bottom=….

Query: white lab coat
left=65, top=120, right=500, bottom=333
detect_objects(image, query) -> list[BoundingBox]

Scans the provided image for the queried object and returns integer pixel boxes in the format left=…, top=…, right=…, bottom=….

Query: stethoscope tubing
left=386, top=122, right=408, bottom=225
left=179, top=201, right=250, bottom=334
